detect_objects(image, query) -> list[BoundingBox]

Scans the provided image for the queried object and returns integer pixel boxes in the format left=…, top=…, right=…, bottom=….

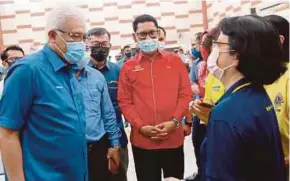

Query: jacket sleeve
left=117, top=64, right=145, bottom=130
left=172, top=59, right=192, bottom=121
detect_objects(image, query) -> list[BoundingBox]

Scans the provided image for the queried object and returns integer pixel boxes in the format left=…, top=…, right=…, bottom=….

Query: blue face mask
left=72, top=52, right=90, bottom=70
left=56, top=32, right=86, bottom=65
left=192, top=47, right=201, bottom=59
left=138, top=39, right=158, bottom=53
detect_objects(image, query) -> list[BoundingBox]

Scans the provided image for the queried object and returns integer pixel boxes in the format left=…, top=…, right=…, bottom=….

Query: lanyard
left=232, top=83, right=251, bottom=93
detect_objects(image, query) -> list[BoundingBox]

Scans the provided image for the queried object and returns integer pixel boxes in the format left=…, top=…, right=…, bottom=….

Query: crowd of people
left=0, top=4, right=288, bottom=181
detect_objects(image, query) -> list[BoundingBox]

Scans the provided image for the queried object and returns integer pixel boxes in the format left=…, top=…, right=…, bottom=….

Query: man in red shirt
left=118, top=14, right=192, bottom=181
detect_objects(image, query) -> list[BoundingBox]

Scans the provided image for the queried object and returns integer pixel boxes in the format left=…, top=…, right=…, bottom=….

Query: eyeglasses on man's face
left=88, top=41, right=112, bottom=48
left=56, top=29, right=86, bottom=42
left=136, top=29, right=159, bottom=40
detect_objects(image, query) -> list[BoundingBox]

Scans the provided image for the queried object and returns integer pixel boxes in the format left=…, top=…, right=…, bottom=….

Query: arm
left=204, top=119, right=242, bottom=180
left=0, top=64, right=34, bottom=181
left=172, top=60, right=192, bottom=121
left=117, top=65, right=145, bottom=130
left=0, top=128, right=24, bottom=181
left=101, top=81, right=121, bottom=147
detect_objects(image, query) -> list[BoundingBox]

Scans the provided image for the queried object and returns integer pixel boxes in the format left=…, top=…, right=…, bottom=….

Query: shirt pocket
left=89, top=89, right=101, bottom=104
left=84, top=83, right=101, bottom=104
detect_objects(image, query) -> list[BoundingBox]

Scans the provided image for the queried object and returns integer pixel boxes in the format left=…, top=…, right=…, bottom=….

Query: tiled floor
left=127, top=132, right=197, bottom=180
left=0, top=131, right=197, bottom=181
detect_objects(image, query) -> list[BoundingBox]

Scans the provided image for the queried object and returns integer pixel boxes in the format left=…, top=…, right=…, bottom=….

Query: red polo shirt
left=118, top=50, right=192, bottom=149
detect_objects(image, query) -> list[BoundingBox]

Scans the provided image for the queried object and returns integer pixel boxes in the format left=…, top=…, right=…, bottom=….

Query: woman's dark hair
left=264, top=15, right=289, bottom=62
left=218, top=15, right=286, bottom=85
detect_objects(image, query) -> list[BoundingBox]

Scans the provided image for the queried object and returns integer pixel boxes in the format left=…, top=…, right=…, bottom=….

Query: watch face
left=173, top=119, right=179, bottom=127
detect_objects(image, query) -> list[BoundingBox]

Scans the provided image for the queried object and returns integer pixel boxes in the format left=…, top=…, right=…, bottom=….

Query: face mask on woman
left=207, top=46, right=235, bottom=80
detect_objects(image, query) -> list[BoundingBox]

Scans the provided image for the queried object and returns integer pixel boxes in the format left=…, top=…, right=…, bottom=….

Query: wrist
left=171, top=118, right=180, bottom=128
left=110, top=146, right=121, bottom=151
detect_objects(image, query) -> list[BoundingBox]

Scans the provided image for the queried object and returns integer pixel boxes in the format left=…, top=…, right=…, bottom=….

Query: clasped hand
left=140, top=121, right=176, bottom=141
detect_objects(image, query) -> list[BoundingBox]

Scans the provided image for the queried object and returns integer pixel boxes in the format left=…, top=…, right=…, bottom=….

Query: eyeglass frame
left=4, top=56, right=22, bottom=63
left=135, top=29, right=159, bottom=40
left=212, top=40, right=236, bottom=53
left=87, top=41, right=112, bottom=48
left=56, top=29, right=86, bottom=42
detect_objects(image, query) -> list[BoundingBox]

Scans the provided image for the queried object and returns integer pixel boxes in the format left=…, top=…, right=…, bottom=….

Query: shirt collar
left=216, top=77, right=249, bottom=105
left=79, top=66, right=91, bottom=77
left=136, top=50, right=165, bottom=63
left=89, top=59, right=110, bottom=71
left=42, top=44, right=67, bottom=72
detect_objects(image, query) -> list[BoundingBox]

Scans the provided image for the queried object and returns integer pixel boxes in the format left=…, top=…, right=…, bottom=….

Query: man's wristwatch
left=171, top=118, right=180, bottom=128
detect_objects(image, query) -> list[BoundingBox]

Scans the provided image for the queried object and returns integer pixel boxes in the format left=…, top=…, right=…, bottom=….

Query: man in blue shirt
left=0, top=5, right=88, bottom=181
left=76, top=60, right=121, bottom=181
left=86, top=27, right=129, bottom=181
left=117, top=45, right=132, bottom=68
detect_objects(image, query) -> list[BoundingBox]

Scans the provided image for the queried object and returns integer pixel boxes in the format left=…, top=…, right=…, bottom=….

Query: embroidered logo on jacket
left=274, top=92, right=284, bottom=112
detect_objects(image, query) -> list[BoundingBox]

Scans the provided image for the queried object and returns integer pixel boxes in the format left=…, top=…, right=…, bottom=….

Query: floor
left=0, top=130, right=197, bottom=181
left=127, top=132, right=197, bottom=180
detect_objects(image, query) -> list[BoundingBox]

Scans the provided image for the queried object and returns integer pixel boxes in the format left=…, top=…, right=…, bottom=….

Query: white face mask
left=207, top=46, right=235, bottom=80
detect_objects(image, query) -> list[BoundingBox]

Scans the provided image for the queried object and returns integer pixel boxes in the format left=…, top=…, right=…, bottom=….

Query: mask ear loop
left=53, top=31, right=68, bottom=61
left=218, top=50, right=237, bottom=80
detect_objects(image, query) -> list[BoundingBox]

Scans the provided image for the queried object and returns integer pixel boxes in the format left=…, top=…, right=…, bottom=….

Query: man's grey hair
left=45, top=5, right=86, bottom=35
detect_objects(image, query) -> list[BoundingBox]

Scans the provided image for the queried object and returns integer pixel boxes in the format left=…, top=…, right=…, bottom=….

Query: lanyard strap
left=232, top=83, right=251, bottom=93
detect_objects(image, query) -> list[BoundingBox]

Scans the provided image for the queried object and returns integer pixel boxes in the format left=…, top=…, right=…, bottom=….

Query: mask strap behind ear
left=55, top=31, right=67, bottom=44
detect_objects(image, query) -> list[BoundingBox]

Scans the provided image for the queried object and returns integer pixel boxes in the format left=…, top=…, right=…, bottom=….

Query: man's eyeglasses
left=88, top=41, right=111, bottom=48
left=136, top=30, right=159, bottom=39
left=56, top=29, right=86, bottom=42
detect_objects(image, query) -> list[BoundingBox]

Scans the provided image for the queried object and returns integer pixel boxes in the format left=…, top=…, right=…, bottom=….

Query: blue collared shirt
left=0, top=44, right=88, bottom=181
left=78, top=66, right=121, bottom=146
left=190, top=57, right=202, bottom=84
left=90, top=61, right=128, bottom=147
left=201, top=78, right=286, bottom=181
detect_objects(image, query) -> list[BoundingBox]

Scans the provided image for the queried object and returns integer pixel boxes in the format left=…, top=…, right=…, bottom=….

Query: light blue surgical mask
left=138, top=39, right=158, bottom=53
left=73, top=52, right=90, bottom=70
left=56, top=31, right=86, bottom=65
